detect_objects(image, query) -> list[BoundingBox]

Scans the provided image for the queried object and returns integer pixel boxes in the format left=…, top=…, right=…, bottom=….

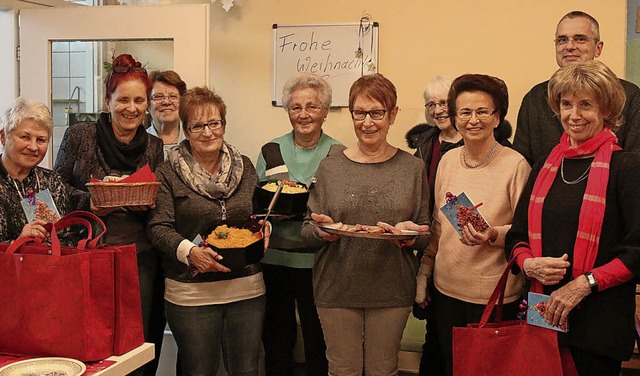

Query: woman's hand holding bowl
left=188, top=245, right=231, bottom=273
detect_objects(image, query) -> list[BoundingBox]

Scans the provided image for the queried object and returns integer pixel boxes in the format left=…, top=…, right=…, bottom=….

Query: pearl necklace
left=560, top=157, right=591, bottom=185
left=462, top=142, right=499, bottom=169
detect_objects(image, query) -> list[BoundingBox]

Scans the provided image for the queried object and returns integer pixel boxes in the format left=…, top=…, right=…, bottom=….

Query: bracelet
left=187, top=247, right=194, bottom=266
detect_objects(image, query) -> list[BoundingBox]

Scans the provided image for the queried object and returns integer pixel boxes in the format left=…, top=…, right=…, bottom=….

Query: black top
left=506, top=150, right=640, bottom=360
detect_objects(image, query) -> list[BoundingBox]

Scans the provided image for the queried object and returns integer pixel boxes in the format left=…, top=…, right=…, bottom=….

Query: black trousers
left=570, top=346, right=621, bottom=376
left=262, top=264, right=327, bottom=376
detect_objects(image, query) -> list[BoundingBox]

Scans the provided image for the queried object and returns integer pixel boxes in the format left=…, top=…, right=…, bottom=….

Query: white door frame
left=19, top=3, right=209, bottom=167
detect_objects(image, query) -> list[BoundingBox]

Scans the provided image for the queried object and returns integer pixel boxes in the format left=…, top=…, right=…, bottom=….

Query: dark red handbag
left=0, top=211, right=144, bottom=361
left=452, top=258, right=574, bottom=376
left=0, top=214, right=115, bottom=361
left=59, top=211, right=144, bottom=355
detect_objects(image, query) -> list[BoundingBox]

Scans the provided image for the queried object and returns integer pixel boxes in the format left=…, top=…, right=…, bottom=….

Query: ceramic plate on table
left=312, top=222, right=426, bottom=240
left=0, top=357, right=86, bottom=376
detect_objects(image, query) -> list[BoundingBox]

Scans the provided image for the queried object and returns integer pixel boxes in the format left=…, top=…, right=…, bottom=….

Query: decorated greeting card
left=439, top=192, right=489, bottom=236
left=20, top=189, right=61, bottom=223
left=527, top=292, right=569, bottom=333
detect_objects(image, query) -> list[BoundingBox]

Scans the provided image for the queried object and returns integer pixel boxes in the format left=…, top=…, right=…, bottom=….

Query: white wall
left=0, top=10, right=17, bottom=116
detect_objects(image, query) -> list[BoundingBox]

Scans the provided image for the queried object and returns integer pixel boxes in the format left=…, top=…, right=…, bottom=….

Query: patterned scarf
left=168, top=139, right=244, bottom=200
left=525, top=128, right=619, bottom=291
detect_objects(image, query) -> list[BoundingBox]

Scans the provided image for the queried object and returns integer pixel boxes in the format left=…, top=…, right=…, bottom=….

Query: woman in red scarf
left=506, top=60, right=640, bottom=376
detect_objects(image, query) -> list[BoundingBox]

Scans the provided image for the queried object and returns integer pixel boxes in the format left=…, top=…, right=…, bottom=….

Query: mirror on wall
left=50, top=39, right=173, bottom=159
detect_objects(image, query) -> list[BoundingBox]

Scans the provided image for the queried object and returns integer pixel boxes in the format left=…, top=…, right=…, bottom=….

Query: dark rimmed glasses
left=350, top=109, right=387, bottom=121
left=112, top=66, right=148, bottom=74
left=187, top=120, right=224, bottom=133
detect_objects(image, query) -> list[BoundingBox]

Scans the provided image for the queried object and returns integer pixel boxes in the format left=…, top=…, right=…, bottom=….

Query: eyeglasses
left=288, top=105, right=323, bottom=114
left=350, top=109, right=387, bottom=121
left=456, top=109, right=497, bottom=121
left=425, top=100, right=448, bottom=110
left=112, top=66, right=148, bottom=74
left=107, top=66, right=148, bottom=85
left=151, top=94, right=180, bottom=103
left=554, top=35, right=597, bottom=46
left=187, top=120, right=224, bottom=133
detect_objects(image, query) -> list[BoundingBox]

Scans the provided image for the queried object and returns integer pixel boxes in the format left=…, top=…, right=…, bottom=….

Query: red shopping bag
left=53, top=211, right=144, bottom=355
left=0, top=217, right=115, bottom=361
left=0, top=211, right=144, bottom=360
left=452, top=258, right=575, bottom=376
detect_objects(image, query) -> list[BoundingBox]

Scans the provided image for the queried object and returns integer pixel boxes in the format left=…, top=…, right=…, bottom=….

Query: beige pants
left=317, top=306, right=411, bottom=376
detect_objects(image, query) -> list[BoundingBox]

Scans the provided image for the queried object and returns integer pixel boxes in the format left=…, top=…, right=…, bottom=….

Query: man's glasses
left=152, top=94, right=180, bottom=103
left=456, top=109, right=496, bottom=121
left=350, top=109, right=387, bottom=121
left=187, top=120, right=224, bottom=133
left=288, top=105, right=323, bottom=114
left=425, top=100, right=448, bottom=110
left=554, top=35, right=597, bottom=46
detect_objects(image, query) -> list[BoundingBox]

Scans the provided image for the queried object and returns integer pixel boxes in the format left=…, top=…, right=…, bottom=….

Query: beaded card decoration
left=439, top=192, right=489, bottom=236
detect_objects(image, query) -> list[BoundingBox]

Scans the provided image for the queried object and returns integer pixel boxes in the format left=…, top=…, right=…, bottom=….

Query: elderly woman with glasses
left=506, top=61, right=640, bottom=375
left=300, top=73, right=430, bottom=376
left=54, top=53, right=164, bottom=375
left=257, top=72, right=340, bottom=376
left=414, top=74, right=531, bottom=376
left=147, top=70, right=187, bottom=158
left=0, top=97, right=70, bottom=243
left=148, top=86, right=267, bottom=375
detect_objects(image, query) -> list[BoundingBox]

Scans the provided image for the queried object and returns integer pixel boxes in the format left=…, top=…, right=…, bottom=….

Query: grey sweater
left=147, top=156, right=260, bottom=283
left=301, top=145, right=430, bottom=308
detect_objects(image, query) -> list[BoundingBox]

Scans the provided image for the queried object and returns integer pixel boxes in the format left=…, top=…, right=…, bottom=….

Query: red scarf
left=525, top=128, right=619, bottom=292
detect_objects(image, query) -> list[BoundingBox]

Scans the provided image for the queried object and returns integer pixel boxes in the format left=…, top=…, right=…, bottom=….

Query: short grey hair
left=2, top=97, right=53, bottom=137
left=281, top=72, right=332, bottom=110
left=423, top=75, right=453, bottom=101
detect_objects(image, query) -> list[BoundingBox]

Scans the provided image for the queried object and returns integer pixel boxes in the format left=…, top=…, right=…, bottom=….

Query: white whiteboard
left=272, top=22, right=379, bottom=107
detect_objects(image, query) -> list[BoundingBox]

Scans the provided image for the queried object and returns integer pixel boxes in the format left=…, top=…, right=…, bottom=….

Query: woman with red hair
left=54, top=54, right=165, bottom=375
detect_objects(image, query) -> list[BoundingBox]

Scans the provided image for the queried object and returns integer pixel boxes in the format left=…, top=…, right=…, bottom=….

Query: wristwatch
left=584, top=272, right=598, bottom=293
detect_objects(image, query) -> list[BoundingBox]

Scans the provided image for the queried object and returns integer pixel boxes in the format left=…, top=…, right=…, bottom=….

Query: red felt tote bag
left=452, top=258, right=574, bottom=376
left=53, top=211, right=144, bottom=355
left=0, top=211, right=144, bottom=360
left=0, top=214, right=115, bottom=361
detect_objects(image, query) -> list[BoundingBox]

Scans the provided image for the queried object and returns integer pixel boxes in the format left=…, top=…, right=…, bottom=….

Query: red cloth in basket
left=90, top=164, right=156, bottom=183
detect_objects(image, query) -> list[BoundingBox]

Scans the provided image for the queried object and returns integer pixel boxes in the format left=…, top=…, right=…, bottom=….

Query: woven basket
left=86, top=181, right=161, bottom=208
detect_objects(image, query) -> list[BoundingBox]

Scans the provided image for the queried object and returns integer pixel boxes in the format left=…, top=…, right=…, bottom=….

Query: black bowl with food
left=254, top=180, right=309, bottom=216
left=205, top=219, right=264, bottom=270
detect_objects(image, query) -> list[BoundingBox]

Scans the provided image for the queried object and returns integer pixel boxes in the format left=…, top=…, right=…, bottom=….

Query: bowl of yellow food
left=254, top=180, right=309, bottom=217
left=206, top=220, right=264, bottom=269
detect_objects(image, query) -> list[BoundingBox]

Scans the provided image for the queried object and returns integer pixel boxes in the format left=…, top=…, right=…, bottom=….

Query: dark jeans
left=430, top=287, right=520, bottom=376
left=417, top=280, right=445, bottom=376
left=166, top=295, right=266, bottom=376
left=130, top=249, right=166, bottom=376
left=262, top=264, right=327, bottom=376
